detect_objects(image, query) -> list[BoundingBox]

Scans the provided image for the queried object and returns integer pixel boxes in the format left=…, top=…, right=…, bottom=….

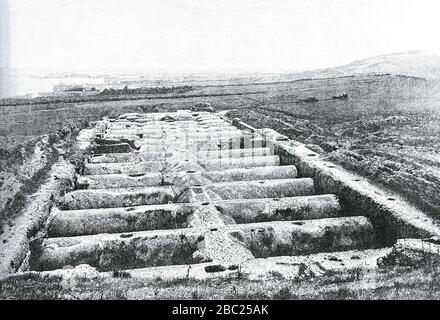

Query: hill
left=328, top=51, right=440, bottom=79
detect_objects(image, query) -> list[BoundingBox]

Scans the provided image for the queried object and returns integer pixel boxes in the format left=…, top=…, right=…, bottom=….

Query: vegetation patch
left=4, top=263, right=440, bottom=300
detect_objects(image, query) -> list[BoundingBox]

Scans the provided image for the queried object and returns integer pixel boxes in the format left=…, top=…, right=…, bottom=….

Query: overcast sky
left=3, top=0, right=440, bottom=72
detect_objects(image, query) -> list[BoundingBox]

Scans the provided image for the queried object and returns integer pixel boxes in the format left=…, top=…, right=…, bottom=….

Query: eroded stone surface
left=378, top=238, right=440, bottom=267
left=214, top=195, right=341, bottom=223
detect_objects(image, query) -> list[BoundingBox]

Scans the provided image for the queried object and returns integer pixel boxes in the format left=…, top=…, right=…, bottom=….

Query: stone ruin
left=3, top=108, right=440, bottom=285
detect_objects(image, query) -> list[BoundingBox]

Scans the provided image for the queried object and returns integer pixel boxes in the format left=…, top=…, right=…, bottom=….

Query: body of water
left=0, top=74, right=105, bottom=98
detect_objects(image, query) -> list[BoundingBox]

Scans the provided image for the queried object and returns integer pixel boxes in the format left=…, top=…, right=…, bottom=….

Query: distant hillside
left=327, top=51, right=440, bottom=79
left=3, top=51, right=440, bottom=100
left=259, top=51, right=440, bottom=83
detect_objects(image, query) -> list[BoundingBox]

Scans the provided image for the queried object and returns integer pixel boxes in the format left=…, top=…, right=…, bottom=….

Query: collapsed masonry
left=15, top=109, right=440, bottom=282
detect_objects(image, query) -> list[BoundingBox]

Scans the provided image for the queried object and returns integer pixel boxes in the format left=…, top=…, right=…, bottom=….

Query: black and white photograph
left=1, top=0, right=440, bottom=308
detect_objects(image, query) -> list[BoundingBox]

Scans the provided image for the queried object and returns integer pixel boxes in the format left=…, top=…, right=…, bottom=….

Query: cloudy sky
left=2, top=0, right=440, bottom=72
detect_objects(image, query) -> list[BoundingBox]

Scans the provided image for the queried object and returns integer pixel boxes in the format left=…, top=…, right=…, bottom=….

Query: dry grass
left=2, top=264, right=440, bottom=300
